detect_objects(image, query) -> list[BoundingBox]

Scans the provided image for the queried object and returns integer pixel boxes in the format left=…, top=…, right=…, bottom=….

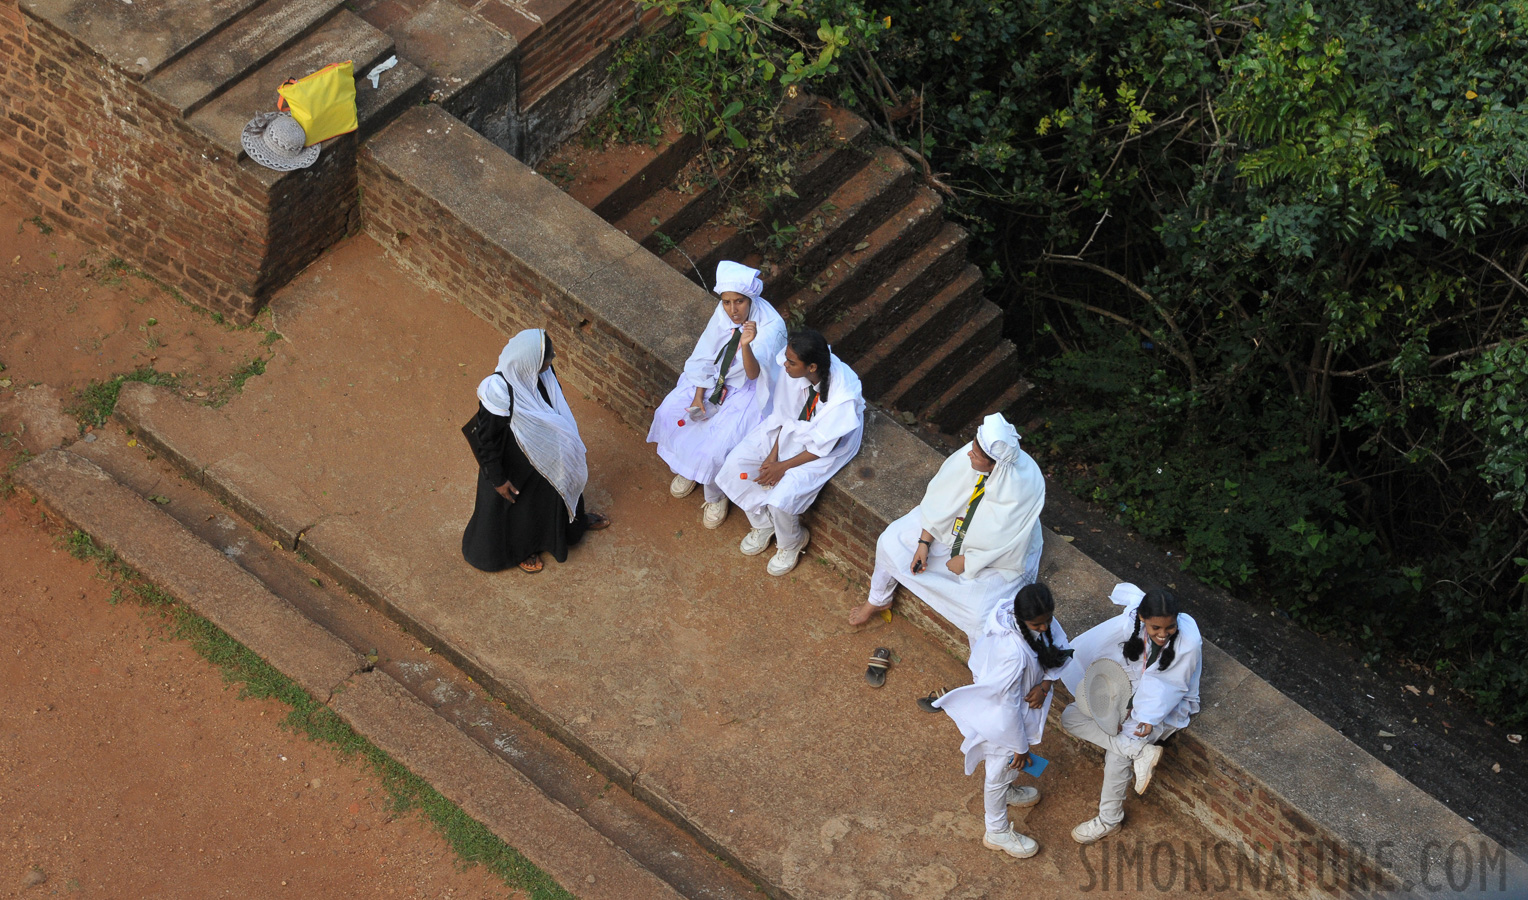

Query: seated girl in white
left=848, top=413, right=1046, bottom=642
left=648, top=261, right=787, bottom=527
left=1058, top=584, right=1203, bottom=845
left=716, top=328, right=865, bottom=576
left=931, top=583, right=1073, bottom=861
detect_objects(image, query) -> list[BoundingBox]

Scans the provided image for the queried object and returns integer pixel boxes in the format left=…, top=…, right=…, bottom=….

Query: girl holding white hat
left=648, top=261, right=787, bottom=528
left=1058, top=585, right=1203, bottom=844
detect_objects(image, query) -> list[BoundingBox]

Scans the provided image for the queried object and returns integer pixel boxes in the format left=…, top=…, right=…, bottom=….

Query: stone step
left=148, top=0, right=349, bottom=115
left=765, top=101, right=873, bottom=224
left=612, top=163, right=738, bottom=257
left=818, top=222, right=971, bottom=359
left=385, top=0, right=518, bottom=151
left=658, top=216, right=745, bottom=288
left=922, top=339, right=1023, bottom=432
left=787, top=184, right=943, bottom=325
left=187, top=10, right=399, bottom=157
left=877, top=299, right=1005, bottom=413
left=545, top=128, right=703, bottom=222
left=356, top=57, right=428, bottom=141
left=21, top=0, right=263, bottom=77
left=14, top=443, right=698, bottom=900
left=764, top=144, right=917, bottom=302
left=847, top=263, right=984, bottom=395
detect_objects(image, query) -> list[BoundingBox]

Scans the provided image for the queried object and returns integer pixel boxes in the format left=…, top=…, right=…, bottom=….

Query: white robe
left=719, top=352, right=865, bottom=516
left=1059, top=584, right=1203, bottom=733
left=872, top=510, right=1044, bottom=642
left=647, top=298, right=787, bottom=485
left=934, top=606, right=1072, bottom=775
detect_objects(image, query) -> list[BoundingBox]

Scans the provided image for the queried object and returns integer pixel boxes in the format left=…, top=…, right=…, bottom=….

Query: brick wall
left=0, top=7, right=357, bottom=323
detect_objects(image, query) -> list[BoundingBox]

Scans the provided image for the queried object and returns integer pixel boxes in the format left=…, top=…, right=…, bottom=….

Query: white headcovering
left=475, top=329, right=588, bottom=521
left=917, top=412, right=1046, bottom=580
left=681, top=261, right=787, bottom=412
left=975, top=413, right=1021, bottom=465
left=713, top=260, right=764, bottom=301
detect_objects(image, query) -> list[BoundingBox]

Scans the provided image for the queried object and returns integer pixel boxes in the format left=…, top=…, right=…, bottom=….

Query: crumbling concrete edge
left=11, top=447, right=685, bottom=900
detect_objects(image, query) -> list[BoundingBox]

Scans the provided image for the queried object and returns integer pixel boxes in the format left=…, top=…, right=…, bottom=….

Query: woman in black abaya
left=462, top=329, right=610, bottom=573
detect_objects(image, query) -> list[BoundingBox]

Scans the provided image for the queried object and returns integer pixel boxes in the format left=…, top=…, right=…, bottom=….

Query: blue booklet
left=1017, top=753, right=1049, bottom=777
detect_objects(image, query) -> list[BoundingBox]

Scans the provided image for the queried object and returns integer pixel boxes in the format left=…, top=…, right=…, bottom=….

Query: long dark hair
left=788, top=328, right=832, bottom=403
left=1123, top=588, right=1180, bottom=671
left=1015, top=583, right=1069, bottom=670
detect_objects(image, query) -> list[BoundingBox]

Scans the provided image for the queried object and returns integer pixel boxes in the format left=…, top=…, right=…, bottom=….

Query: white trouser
left=702, top=481, right=725, bottom=504
left=745, top=505, right=806, bottom=552
left=983, top=750, right=1019, bottom=833
left=1060, top=704, right=1177, bottom=827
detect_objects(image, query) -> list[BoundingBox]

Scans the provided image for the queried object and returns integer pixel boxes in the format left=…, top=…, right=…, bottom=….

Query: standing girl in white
left=1059, top=585, right=1203, bottom=844
left=931, top=583, right=1073, bottom=860
left=717, top=328, right=865, bottom=575
left=648, top=261, right=787, bottom=527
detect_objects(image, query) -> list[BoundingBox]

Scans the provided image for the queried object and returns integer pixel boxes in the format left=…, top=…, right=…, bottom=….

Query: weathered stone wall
left=0, top=5, right=357, bottom=323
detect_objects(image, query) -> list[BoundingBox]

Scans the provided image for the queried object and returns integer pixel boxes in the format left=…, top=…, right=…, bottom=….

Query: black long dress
left=461, top=376, right=589, bottom=571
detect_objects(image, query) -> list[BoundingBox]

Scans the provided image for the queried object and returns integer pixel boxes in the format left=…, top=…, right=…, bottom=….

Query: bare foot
left=848, top=602, right=884, bottom=626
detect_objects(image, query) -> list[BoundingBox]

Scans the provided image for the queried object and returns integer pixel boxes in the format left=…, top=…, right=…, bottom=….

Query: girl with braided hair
left=1058, top=584, right=1203, bottom=844
left=717, top=328, right=865, bottom=575
left=930, top=583, right=1074, bottom=860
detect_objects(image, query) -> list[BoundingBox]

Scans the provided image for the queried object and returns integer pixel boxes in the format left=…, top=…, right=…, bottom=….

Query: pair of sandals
left=518, top=512, right=612, bottom=572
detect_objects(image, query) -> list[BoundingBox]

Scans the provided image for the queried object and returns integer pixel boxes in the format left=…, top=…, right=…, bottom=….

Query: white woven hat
left=1076, top=658, right=1131, bottom=736
left=241, top=111, right=320, bottom=171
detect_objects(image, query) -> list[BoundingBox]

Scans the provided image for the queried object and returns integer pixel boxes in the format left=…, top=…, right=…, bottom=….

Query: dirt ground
left=0, top=194, right=521, bottom=898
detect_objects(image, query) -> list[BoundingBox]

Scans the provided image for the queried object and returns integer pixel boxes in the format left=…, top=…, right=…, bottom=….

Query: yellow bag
left=277, top=61, right=358, bottom=146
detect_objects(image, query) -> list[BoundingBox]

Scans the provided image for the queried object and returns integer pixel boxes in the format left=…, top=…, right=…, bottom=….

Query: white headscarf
left=680, top=262, right=787, bottom=412
left=712, top=260, right=765, bottom=300
left=475, top=329, right=588, bottom=521
left=917, top=413, right=1046, bottom=579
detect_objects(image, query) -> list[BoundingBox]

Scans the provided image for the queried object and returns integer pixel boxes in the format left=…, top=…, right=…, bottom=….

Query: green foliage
left=66, top=368, right=179, bottom=430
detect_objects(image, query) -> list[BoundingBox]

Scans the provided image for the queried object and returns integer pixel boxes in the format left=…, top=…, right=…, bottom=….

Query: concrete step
left=764, top=145, right=917, bottom=302
left=878, top=299, right=1005, bottom=413
left=148, top=0, right=349, bottom=115
left=922, top=339, right=1023, bottom=432
left=385, top=0, right=517, bottom=150
left=187, top=10, right=399, bottom=157
left=19, top=408, right=752, bottom=900
left=786, top=184, right=943, bottom=325
left=818, top=223, right=971, bottom=358
left=848, top=264, right=985, bottom=396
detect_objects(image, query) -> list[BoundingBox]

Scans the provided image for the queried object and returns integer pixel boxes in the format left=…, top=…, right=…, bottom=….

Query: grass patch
left=210, top=355, right=269, bottom=407
left=61, top=530, right=575, bottom=899
left=26, top=214, right=53, bottom=235
left=65, top=367, right=180, bottom=431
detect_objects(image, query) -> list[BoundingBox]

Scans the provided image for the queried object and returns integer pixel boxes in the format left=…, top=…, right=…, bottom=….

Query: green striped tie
left=950, top=475, right=986, bottom=556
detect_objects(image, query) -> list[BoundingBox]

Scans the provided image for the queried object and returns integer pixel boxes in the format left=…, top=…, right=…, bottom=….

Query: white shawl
left=1059, top=583, right=1204, bottom=731
left=917, top=414, right=1045, bottom=580
left=679, top=296, right=787, bottom=419
left=766, top=349, right=865, bottom=460
left=475, top=329, right=588, bottom=521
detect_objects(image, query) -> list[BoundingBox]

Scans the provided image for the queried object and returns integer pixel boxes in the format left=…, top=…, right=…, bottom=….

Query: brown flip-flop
left=585, top=512, right=611, bottom=531
left=518, top=553, right=543, bottom=573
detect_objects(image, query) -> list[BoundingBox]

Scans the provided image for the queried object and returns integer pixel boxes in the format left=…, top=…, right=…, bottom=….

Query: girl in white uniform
left=932, top=583, right=1073, bottom=860
left=648, top=261, right=787, bottom=527
left=1059, top=585, right=1203, bottom=844
left=848, top=413, right=1045, bottom=641
left=717, top=328, right=865, bottom=575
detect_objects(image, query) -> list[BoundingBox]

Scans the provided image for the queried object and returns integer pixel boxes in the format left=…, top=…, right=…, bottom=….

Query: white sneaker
left=982, top=828, right=1039, bottom=859
left=1133, top=743, right=1164, bottom=795
left=670, top=475, right=696, bottom=498
left=766, top=528, right=809, bottom=576
left=1071, top=817, right=1119, bottom=845
left=740, top=527, right=775, bottom=556
left=1005, top=785, right=1041, bottom=808
left=701, top=498, right=729, bottom=529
